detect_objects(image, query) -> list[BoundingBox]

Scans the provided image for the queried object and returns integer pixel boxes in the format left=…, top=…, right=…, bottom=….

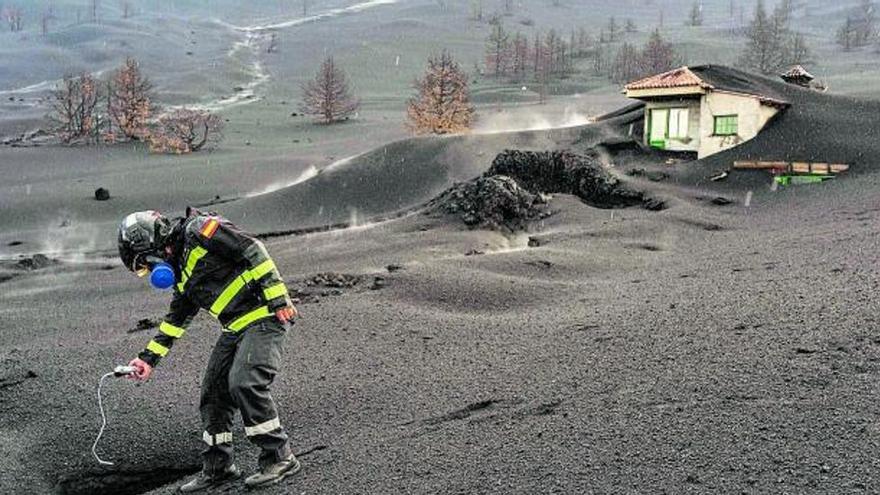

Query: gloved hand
left=127, top=357, right=153, bottom=382
left=275, top=305, right=297, bottom=324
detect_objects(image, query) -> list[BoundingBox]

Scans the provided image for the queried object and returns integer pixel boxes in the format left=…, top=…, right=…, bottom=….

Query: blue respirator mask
left=135, top=255, right=176, bottom=291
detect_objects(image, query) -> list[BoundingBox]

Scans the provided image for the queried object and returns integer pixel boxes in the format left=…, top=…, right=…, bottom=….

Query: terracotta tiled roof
left=624, top=66, right=713, bottom=91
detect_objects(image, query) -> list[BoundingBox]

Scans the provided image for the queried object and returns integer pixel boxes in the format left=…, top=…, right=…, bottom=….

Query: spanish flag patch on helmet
left=200, top=218, right=220, bottom=239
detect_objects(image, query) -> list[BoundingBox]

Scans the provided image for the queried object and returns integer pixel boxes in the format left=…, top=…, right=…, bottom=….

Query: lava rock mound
left=429, top=175, right=548, bottom=231
left=488, top=150, right=650, bottom=209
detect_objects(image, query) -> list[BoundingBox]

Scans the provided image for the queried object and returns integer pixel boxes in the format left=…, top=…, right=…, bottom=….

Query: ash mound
left=488, top=150, right=659, bottom=209
left=429, top=149, right=662, bottom=231
left=428, top=175, right=548, bottom=231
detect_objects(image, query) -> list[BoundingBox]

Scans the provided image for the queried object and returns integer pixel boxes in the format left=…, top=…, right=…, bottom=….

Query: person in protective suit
left=117, top=208, right=300, bottom=492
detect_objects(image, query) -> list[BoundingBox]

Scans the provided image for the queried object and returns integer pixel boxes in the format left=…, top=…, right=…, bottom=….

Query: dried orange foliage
left=108, top=57, right=154, bottom=140
left=406, top=51, right=474, bottom=135
left=50, top=72, right=100, bottom=144
left=147, top=108, right=224, bottom=154
left=300, top=57, right=360, bottom=124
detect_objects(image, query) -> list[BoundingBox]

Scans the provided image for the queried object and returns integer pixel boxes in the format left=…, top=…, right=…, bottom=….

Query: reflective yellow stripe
left=249, top=259, right=275, bottom=280
left=227, top=306, right=272, bottom=332
left=159, top=321, right=185, bottom=338
left=263, top=283, right=287, bottom=301
left=209, top=271, right=253, bottom=317
left=177, top=246, right=208, bottom=292
left=146, top=340, right=170, bottom=357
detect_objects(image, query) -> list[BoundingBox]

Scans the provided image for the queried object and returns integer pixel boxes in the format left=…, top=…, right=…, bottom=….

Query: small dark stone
left=16, top=254, right=55, bottom=270
left=465, top=249, right=485, bottom=256
left=128, top=318, right=159, bottom=333
left=711, top=197, right=733, bottom=206
left=386, top=264, right=404, bottom=272
left=7, top=241, right=22, bottom=246
left=94, top=188, right=110, bottom=201
left=528, top=237, right=542, bottom=247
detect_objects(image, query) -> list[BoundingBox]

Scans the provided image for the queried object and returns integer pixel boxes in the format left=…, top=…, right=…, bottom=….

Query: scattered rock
left=428, top=175, right=548, bottom=231
left=525, top=260, right=553, bottom=269
left=465, top=249, right=485, bottom=256
left=7, top=241, right=22, bottom=246
left=711, top=197, right=733, bottom=206
left=15, top=254, right=56, bottom=270
left=370, top=276, right=386, bottom=290
left=386, top=264, right=405, bottom=272
left=0, top=369, right=38, bottom=389
left=795, top=347, right=818, bottom=355
left=627, top=168, right=669, bottom=182
left=527, top=236, right=543, bottom=248
left=94, top=187, right=110, bottom=201
left=306, top=272, right=362, bottom=288
left=128, top=318, right=159, bottom=333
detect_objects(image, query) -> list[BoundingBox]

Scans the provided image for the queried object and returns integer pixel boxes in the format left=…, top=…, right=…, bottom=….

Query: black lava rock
left=488, top=150, right=651, bottom=210
left=94, top=188, right=110, bottom=201
left=429, top=175, right=547, bottom=231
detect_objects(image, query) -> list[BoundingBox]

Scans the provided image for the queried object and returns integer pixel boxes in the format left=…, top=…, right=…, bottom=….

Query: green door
left=649, top=109, right=668, bottom=149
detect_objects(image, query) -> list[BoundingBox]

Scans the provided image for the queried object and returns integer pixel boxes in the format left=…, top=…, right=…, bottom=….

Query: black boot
left=244, top=454, right=301, bottom=488
left=179, top=464, right=241, bottom=493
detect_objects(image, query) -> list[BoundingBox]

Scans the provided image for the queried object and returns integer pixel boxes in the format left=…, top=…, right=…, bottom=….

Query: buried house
left=624, top=65, right=789, bottom=159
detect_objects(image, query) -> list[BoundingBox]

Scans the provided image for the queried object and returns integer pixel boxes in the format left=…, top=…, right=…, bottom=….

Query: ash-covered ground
left=3, top=72, right=880, bottom=495
left=2, top=1, right=880, bottom=491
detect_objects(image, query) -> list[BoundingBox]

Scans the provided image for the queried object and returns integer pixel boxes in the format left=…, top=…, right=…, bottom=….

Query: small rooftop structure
left=780, top=65, right=815, bottom=87
left=624, top=65, right=789, bottom=158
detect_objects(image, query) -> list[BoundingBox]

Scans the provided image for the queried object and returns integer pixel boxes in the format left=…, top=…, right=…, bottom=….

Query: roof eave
left=625, top=85, right=708, bottom=99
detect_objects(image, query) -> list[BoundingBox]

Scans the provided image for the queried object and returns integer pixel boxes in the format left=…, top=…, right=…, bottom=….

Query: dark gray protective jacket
left=138, top=213, right=291, bottom=367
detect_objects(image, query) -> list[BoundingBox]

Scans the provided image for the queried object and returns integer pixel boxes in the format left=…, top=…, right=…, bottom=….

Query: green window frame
left=714, top=115, right=738, bottom=136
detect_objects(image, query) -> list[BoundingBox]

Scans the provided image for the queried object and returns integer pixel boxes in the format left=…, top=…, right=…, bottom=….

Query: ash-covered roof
left=626, top=65, right=790, bottom=107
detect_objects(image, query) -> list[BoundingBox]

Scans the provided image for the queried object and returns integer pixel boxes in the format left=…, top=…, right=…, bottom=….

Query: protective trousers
left=199, top=318, right=292, bottom=474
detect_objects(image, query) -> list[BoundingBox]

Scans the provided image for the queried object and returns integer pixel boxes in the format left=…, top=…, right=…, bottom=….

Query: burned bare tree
left=688, top=1, right=704, bottom=26
left=610, top=42, right=642, bottom=83
left=300, top=57, right=360, bottom=124
left=2, top=5, right=23, bottom=32
left=738, top=0, right=780, bottom=74
left=407, top=51, right=474, bottom=135
left=107, top=57, right=155, bottom=141
left=40, top=9, right=55, bottom=35
left=837, top=0, right=877, bottom=49
left=121, top=0, right=130, bottom=19
left=485, top=21, right=510, bottom=78
left=147, top=108, right=224, bottom=154
left=641, top=29, right=678, bottom=75
left=49, top=73, right=101, bottom=144
left=267, top=32, right=280, bottom=53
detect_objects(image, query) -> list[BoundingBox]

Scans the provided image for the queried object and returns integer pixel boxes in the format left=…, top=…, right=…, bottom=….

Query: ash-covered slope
left=217, top=107, right=646, bottom=233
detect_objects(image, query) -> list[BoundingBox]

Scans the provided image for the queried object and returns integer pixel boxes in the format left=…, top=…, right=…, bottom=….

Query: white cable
left=92, top=371, right=117, bottom=466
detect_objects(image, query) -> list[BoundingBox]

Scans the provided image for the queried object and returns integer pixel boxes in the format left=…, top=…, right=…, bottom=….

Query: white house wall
left=643, top=99, right=702, bottom=152
left=698, top=91, right=780, bottom=158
